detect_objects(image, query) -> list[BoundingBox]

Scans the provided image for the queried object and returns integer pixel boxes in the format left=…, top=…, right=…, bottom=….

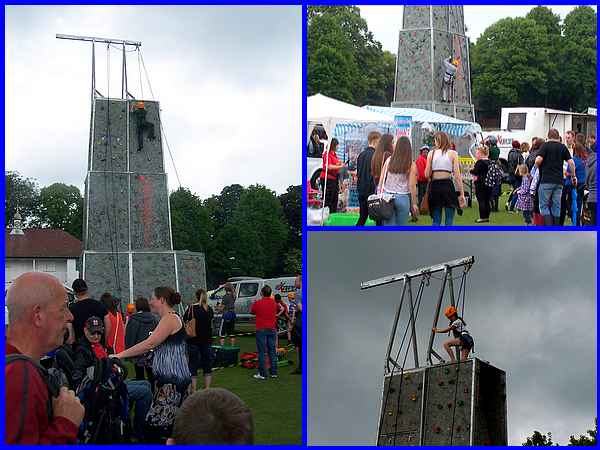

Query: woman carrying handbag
left=379, top=136, right=419, bottom=226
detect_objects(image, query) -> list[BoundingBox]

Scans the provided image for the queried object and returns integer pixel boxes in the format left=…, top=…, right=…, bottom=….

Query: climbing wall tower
left=82, top=98, right=206, bottom=306
left=377, top=358, right=507, bottom=446
left=393, top=6, right=475, bottom=121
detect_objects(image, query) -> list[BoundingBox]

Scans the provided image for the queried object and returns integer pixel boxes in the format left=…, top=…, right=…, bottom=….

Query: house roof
left=6, top=229, right=83, bottom=258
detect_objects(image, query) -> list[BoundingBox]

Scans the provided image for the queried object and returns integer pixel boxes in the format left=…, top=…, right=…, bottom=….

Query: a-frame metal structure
left=361, top=256, right=474, bottom=372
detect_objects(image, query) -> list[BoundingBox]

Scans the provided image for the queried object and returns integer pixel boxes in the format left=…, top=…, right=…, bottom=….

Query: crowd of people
left=348, top=129, right=596, bottom=226
left=474, top=130, right=596, bottom=226
left=354, top=130, right=466, bottom=226
left=5, top=272, right=302, bottom=445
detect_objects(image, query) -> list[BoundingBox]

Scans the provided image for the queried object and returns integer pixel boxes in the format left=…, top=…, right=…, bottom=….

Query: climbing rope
left=138, top=49, right=182, bottom=188
left=136, top=47, right=144, bottom=99
left=377, top=275, right=427, bottom=442
left=102, top=44, right=122, bottom=300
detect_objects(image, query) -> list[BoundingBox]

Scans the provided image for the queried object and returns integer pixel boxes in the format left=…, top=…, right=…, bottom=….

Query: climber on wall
left=131, top=101, right=156, bottom=151
left=441, top=57, right=458, bottom=103
left=432, top=305, right=474, bottom=362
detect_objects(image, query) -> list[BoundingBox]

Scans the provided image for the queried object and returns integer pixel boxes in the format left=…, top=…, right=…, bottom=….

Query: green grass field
left=124, top=325, right=302, bottom=445
left=325, top=186, right=530, bottom=226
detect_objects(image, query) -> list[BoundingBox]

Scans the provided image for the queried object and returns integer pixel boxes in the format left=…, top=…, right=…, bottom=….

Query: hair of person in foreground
left=168, top=388, right=254, bottom=445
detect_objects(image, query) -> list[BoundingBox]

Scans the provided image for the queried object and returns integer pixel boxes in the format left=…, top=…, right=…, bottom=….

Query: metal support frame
left=361, top=256, right=474, bottom=373
left=57, top=33, right=141, bottom=102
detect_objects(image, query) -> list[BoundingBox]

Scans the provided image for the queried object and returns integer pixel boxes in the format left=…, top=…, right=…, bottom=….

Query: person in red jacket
left=320, top=138, right=345, bottom=213
left=5, top=272, right=84, bottom=444
left=415, top=145, right=429, bottom=207
left=250, top=285, right=278, bottom=380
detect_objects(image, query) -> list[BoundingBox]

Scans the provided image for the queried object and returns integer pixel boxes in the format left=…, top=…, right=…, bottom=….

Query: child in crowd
left=515, top=164, right=533, bottom=225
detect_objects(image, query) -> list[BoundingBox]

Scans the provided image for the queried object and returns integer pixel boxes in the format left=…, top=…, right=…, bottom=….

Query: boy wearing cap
left=73, top=316, right=152, bottom=442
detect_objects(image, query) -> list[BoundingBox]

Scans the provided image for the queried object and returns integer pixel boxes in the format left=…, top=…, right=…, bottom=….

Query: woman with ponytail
left=185, top=288, right=215, bottom=392
left=113, top=286, right=191, bottom=442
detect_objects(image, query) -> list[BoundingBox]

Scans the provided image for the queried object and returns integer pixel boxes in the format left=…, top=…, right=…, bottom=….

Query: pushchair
left=76, top=357, right=131, bottom=444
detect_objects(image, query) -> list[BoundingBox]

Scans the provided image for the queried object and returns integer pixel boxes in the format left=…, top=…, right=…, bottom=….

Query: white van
left=208, top=276, right=297, bottom=318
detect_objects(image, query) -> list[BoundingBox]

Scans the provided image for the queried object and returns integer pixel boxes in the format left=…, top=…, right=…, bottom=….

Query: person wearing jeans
left=383, top=194, right=411, bottom=226
left=535, top=129, right=576, bottom=225
left=250, top=285, right=278, bottom=380
left=380, top=136, right=419, bottom=226
left=124, top=380, right=152, bottom=441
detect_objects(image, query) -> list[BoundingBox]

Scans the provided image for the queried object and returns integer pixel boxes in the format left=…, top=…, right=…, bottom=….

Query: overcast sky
left=359, top=5, right=597, bottom=54
left=308, top=232, right=596, bottom=445
left=5, top=6, right=301, bottom=199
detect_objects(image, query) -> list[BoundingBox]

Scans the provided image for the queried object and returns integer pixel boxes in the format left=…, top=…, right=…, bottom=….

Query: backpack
left=508, top=149, right=523, bottom=174
left=484, top=161, right=503, bottom=188
left=5, top=354, right=65, bottom=426
left=184, top=304, right=197, bottom=338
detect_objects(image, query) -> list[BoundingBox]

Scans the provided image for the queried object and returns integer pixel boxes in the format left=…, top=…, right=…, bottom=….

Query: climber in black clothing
left=131, top=101, right=156, bottom=151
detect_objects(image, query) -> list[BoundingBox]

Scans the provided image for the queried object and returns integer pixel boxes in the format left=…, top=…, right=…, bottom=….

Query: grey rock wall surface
left=130, top=173, right=171, bottom=250
left=377, top=359, right=507, bottom=446
left=83, top=97, right=206, bottom=304
left=91, top=99, right=128, bottom=173
left=85, top=172, right=130, bottom=251
left=395, top=6, right=473, bottom=121
left=84, top=253, right=130, bottom=304
left=176, top=251, right=208, bottom=304
left=132, top=252, right=176, bottom=300
left=128, top=100, right=164, bottom=174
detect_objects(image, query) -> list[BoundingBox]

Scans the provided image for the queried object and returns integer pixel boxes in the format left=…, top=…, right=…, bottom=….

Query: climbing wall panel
left=378, top=370, right=424, bottom=446
left=128, top=100, right=164, bottom=174
left=403, top=6, right=430, bottom=29
left=85, top=172, right=129, bottom=251
left=472, top=360, right=508, bottom=445
left=395, top=30, right=433, bottom=102
left=132, top=252, right=176, bottom=300
left=91, top=99, right=128, bottom=172
left=83, top=253, right=130, bottom=304
left=421, top=361, right=473, bottom=445
left=130, top=173, right=171, bottom=250
left=395, top=6, right=474, bottom=121
left=376, top=358, right=507, bottom=446
left=176, top=251, right=208, bottom=303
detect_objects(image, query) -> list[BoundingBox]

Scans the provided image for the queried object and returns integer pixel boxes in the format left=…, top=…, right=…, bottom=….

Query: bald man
left=5, top=272, right=84, bottom=444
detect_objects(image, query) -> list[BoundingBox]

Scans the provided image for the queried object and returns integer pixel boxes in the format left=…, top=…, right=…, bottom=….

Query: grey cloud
left=308, top=232, right=596, bottom=446
left=6, top=5, right=301, bottom=199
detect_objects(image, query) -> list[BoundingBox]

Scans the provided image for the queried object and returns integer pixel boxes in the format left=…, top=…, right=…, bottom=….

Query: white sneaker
left=253, top=374, right=266, bottom=380
left=270, top=374, right=278, bottom=379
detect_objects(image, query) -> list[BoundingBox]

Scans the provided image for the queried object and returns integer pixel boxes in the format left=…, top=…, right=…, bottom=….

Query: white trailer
left=481, top=107, right=597, bottom=168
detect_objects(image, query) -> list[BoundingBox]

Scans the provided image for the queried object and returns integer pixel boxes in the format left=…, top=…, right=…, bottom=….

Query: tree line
left=522, top=418, right=596, bottom=446
left=5, top=171, right=301, bottom=288
left=307, top=6, right=596, bottom=117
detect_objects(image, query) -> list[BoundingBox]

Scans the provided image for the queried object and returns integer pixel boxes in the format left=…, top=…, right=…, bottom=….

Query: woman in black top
left=185, top=289, right=214, bottom=391
left=470, top=146, right=491, bottom=223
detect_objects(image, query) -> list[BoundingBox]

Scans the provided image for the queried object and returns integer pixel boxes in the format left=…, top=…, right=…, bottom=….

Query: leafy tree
left=523, top=431, right=557, bottom=446
left=170, top=187, right=213, bottom=254
left=308, top=6, right=395, bottom=105
left=471, top=17, right=552, bottom=116
left=560, top=6, right=597, bottom=111
left=204, top=184, right=245, bottom=230
left=279, top=185, right=302, bottom=251
left=5, top=171, right=40, bottom=227
left=37, top=183, right=83, bottom=240
left=219, top=185, right=288, bottom=279
left=283, top=248, right=302, bottom=275
left=525, top=6, right=562, bottom=107
left=568, top=419, right=597, bottom=446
